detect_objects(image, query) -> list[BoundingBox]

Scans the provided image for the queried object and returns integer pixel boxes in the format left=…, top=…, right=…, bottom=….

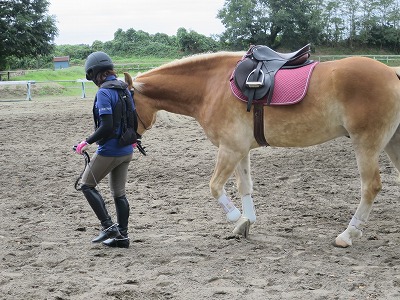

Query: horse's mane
left=130, top=51, right=244, bottom=93
left=141, top=51, right=243, bottom=76
left=165, top=51, right=242, bottom=67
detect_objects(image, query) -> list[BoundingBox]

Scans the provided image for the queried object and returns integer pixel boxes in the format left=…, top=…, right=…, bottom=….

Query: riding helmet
left=85, top=51, right=114, bottom=80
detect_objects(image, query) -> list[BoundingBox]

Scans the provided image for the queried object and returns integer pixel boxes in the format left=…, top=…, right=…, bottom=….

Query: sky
left=48, top=0, right=226, bottom=45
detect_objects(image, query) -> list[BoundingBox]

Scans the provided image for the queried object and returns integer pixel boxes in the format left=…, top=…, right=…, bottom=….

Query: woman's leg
left=104, top=153, right=133, bottom=248
left=81, top=153, right=122, bottom=242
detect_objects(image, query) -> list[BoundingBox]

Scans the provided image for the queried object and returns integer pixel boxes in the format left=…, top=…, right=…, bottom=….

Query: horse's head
left=124, top=72, right=157, bottom=135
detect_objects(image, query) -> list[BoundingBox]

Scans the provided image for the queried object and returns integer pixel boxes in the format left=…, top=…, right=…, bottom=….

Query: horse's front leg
left=231, top=153, right=256, bottom=237
left=210, top=146, right=245, bottom=224
left=335, top=151, right=382, bottom=247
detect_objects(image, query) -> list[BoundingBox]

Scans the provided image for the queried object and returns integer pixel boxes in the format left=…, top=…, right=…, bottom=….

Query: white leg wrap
left=336, top=216, right=364, bottom=247
left=349, top=216, right=364, bottom=230
left=242, top=194, right=256, bottom=224
left=218, top=194, right=241, bottom=222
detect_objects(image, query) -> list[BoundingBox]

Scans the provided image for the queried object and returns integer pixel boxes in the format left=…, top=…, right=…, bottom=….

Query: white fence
left=0, top=79, right=93, bottom=101
left=0, top=80, right=36, bottom=100
left=316, top=54, right=400, bottom=65
left=0, top=63, right=168, bottom=101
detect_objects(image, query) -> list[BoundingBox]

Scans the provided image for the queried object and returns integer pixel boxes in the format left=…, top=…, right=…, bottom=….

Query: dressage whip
left=72, top=146, right=97, bottom=191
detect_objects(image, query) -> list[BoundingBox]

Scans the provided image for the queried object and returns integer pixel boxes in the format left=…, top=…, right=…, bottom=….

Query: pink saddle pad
left=230, top=61, right=319, bottom=105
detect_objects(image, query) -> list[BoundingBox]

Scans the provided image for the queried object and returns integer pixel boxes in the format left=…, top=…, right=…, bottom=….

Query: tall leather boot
left=103, top=195, right=130, bottom=248
left=81, top=185, right=121, bottom=243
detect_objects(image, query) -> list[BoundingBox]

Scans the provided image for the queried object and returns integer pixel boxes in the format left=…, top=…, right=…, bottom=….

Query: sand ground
left=1, top=96, right=400, bottom=300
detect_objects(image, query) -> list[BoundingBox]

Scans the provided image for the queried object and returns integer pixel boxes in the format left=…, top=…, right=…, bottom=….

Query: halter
left=136, top=111, right=151, bottom=132
left=130, top=85, right=151, bottom=132
left=129, top=86, right=149, bottom=156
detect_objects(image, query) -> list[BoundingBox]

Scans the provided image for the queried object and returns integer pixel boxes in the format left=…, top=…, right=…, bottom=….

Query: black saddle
left=234, top=44, right=312, bottom=111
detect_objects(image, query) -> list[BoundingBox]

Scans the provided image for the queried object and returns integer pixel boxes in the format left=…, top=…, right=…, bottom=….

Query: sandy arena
left=1, top=96, right=400, bottom=299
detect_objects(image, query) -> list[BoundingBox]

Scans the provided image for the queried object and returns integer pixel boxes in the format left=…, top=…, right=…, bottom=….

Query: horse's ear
left=124, top=72, right=134, bottom=90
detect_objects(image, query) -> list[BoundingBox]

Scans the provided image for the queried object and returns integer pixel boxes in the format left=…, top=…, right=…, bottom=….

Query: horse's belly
left=266, top=127, right=346, bottom=147
left=264, top=106, right=346, bottom=147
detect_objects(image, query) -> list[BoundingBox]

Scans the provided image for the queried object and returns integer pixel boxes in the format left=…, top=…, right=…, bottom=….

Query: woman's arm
left=86, top=114, right=113, bottom=144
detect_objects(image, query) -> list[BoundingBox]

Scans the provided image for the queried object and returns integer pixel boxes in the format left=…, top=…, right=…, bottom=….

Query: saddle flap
left=234, top=58, right=271, bottom=99
left=234, top=58, right=257, bottom=90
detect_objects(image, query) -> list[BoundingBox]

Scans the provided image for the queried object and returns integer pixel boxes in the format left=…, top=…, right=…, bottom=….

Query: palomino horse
left=124, top=52, right=400, bottom=248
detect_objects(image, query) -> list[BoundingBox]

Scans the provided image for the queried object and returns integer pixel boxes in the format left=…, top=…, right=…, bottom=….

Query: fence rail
left=316, top=55, right=400, bottom=65
left=0, top=80, right=36, bottom=100
left=0, top=79, right=93, bottom=101
left=0, top=71, right=26, bottom=81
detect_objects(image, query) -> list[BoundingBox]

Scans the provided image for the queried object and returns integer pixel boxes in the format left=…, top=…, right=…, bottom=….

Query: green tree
left=0, top=0, right=58, bottom=70
left=218, top=0, right=323, bottom=50
left=91, top=40, right=105, bottom=53
left=152, top=32, right=177, bottom=47
left=176, top=27, right=219, bottom=54
left=269, top=0, right=324, bottom=49
left=218, top=0, right=265, bottom=49
left=339, top=0, right=361, bottom=48
left=320, top=1, right=345, bottom=45
left=53, top=44, right=91, bottom=60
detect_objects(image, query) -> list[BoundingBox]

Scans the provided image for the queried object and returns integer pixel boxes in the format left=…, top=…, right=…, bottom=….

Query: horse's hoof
left=233, top=218, right=250, bottom=238
left=333, top=236, right=350, bottom=248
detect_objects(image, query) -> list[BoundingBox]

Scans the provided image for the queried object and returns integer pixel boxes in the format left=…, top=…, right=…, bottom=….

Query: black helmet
left=85, top=51, right=114, bottom=80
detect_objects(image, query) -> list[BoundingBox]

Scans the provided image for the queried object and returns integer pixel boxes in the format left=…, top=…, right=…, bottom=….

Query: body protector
left=93, top=80, right=139, bottom=146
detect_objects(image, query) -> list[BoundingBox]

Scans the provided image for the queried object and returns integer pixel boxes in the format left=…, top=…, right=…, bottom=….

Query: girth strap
left=253, top=104, right=269, bottom=147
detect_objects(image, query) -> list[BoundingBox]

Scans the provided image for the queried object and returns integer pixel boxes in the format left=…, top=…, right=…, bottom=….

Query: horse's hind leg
left=335, top=147, right=382, bottom=247
left=384, top=125, right=400, bottom=175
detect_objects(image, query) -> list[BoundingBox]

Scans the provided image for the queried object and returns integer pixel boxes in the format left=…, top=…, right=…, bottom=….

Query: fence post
left=26, top=81, right=33, bottom=100
left=81, top=81, right=86, bottom=98
left=77, top=79, right=88, bottom=98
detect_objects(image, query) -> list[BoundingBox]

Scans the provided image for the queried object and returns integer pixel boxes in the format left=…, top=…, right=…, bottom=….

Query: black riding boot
left=103, top=195, right=130, bottom=248
left=81, top=185, right=121, bottom=243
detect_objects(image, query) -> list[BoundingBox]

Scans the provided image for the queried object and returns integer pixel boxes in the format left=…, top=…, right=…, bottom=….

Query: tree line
left=1, top=0, right=400, bottom=70
left=218, top=0, right=400, bottom=51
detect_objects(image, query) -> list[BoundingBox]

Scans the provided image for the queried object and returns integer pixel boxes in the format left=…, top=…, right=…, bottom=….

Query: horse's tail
left=392, top=67, right=400, bottom=79
left=123, top=72, right=144, bottom=92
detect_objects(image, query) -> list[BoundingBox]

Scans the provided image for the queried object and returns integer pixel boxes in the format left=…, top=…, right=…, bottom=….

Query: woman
left=74, top=51, right=134, bottom=248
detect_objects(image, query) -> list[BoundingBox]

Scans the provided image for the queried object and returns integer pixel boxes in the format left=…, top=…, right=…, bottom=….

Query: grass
left=15, top=66, right=85, bottom=81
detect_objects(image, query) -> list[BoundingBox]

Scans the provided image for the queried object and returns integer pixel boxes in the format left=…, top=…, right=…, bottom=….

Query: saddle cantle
left=233, top=44, right=312, bottom=112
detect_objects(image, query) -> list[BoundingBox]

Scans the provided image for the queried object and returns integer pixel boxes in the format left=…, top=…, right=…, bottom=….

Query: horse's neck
left=137, top=54, right=240, bottom=118
left=138, top=69, right=206, bottom=117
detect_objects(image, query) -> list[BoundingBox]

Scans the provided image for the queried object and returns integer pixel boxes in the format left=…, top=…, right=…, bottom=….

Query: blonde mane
left=138, top=51, right=243, bottom=77
left=131, top=51, right=243, bottom=93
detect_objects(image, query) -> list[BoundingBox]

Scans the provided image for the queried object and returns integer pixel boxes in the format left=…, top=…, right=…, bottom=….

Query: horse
left=124, top=51, right=400, bottom=248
